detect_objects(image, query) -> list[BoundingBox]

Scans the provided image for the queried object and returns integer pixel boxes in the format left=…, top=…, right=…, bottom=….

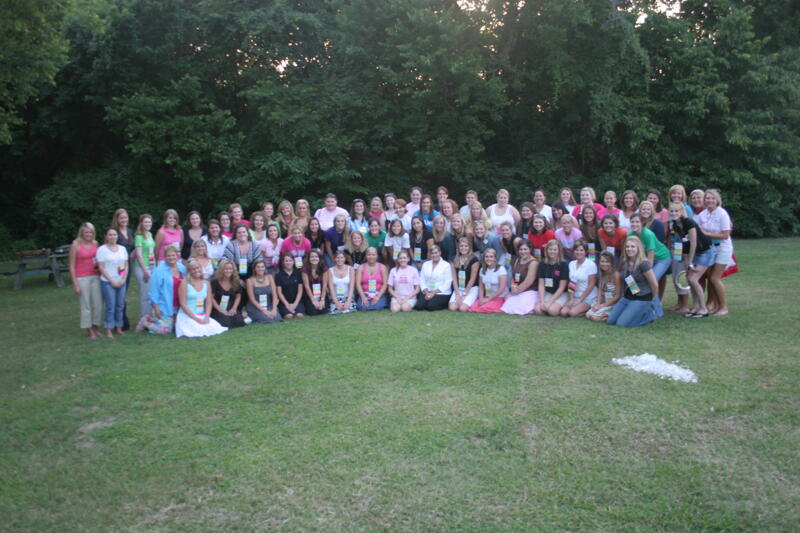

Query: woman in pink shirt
left=356, top=247, right=388, bottom=310
left=279, top=224, right=312, bottom=267
left=69, top=222, right=102, bottom=338
left=260, top=222, right=284, bottom=272
left=154, top=209, right=183, bottom=263
left=388, top=250, right=420, bottom=312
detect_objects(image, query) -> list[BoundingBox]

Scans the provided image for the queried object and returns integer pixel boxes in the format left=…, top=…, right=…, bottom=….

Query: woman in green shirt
left=365, top=218, right=387, bottom=262
left=628, top=213, right=671, bottom=284
left=134, top=214, right=156, bottom=320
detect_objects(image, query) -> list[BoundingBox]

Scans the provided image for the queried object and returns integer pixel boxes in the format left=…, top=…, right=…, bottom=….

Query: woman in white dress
left=175, top=259, right=228, bottom=338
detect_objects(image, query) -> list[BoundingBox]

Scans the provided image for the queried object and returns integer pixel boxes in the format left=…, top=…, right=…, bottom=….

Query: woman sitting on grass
left=175, top=259, right=227, bottom=338
left=468, top=248, right=507, bottom=313
left=534, top=239, right=569, bottom=317
left=560, top=239, right=597, bottom=318
left=415, top=244, right=452, bottom=311
left=607, top=236, right=663, bottom=328
left=210, top=259, right=246, bottom=329
left=501, top=239, right=539, bottom=315
left=302, top=249, right=329, bottom=316
left=356, top=247, right=389, bottom=311
left=328, top=251, right=357, bottom=314
left=449, top=237, right=480, bottom=312
left=586, top=252, right=621, bottom=322
left=245, top=258, right=281, bottom=324
left=387, top=250, right=420, bottom=313
left=275, top=253, right=305, bottom=319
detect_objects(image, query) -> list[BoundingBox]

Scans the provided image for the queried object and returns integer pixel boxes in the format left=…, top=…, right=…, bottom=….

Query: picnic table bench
left=10, top=248, right=69, bottom=290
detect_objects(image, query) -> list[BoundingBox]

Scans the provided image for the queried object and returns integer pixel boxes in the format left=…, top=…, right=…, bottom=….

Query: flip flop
left=690, top=312, right=709, bottom=318
left=684, top=312, right=698, bottom=318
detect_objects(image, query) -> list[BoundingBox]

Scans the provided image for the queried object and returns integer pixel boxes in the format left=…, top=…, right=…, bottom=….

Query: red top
left=528, top=230, right=556, bottom=253
left=598, top=227, right=628, bottom=251
left=74, top=242, right=98, bottom=278
left=172, top=274, right=183, bottom=309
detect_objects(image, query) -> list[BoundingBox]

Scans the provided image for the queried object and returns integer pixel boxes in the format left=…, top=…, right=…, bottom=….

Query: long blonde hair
left=214, top=258, right=241, bottom=286
left=621, top=235, right=647, bottom=271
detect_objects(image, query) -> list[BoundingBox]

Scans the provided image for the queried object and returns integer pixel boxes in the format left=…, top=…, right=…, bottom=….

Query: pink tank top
left=158, top=226, right=182, bottom=260
left=360, top=264, right=384, bottom=293
left=172, top=274, right=183, bottom=309
left=74, top=242, right=98, bottom=278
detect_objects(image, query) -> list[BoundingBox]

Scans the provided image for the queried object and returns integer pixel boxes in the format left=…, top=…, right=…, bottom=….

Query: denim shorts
left=694, top=247, right=716, bottom=267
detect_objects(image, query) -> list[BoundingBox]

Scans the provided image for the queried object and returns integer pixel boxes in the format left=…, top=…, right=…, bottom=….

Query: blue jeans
left=607, top=296, right=662, bottom=328
left=100, top=280, right=127, bottom=329
left=357, top=293, right=388, bottom=311
left=652, top=258, right=672, bottom=281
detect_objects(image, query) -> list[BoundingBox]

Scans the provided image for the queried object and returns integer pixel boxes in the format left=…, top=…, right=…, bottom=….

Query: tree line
left=1, top=0, right=798, bottom=251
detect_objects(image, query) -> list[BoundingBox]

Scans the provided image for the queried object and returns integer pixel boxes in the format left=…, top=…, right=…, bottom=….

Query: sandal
left=690, top=312, right=709, bottom=318
left=684, top=312, right=698, bottom=318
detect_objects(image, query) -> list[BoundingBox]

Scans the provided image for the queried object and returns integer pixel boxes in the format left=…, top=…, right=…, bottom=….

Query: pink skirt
left=469, top=297, right=506, bottom=313
left=500, top=290, right=538, bottom=315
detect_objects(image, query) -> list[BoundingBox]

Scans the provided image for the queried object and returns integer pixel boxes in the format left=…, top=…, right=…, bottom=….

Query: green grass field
left=1, top=238, right=798, bottom=532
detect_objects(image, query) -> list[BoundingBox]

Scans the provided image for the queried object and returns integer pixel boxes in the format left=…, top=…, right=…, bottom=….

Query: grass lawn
left=1, top=238, right=798, bottom=532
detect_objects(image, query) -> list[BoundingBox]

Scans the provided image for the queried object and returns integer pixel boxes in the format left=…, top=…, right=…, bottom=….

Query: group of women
left=68, top=185, right=736, bottom=338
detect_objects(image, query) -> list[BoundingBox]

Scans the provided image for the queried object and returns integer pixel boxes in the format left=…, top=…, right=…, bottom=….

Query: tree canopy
left=1, top=0, right=798, bottom=248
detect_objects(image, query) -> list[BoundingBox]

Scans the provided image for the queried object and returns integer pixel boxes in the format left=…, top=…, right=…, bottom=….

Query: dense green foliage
left=1, top=0, right=798, bottom=248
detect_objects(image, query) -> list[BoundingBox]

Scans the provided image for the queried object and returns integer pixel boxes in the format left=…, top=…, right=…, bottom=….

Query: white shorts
left=543, top=292, right=569, bottom=306
left=714, top=245, right=733, bottom=266
left=449, top=286, right=479, bottom=307
left=391, top=296, right=417, bottom=308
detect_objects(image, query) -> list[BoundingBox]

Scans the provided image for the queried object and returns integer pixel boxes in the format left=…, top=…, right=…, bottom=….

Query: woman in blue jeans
left=607, top=236, right=663, bottom=328
left=95, top=227, right=130, bottom=338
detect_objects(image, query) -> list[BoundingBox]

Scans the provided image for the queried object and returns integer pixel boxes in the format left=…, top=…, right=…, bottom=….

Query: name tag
left=336, top=284, right=345, bottom=296
left=272, top=255, right=279, bottom=266
left=211, top=257, right=219, bottom=268
left=545, top=277, right=553, bottom=288
left=625, top=274, right=640, bottom=295
left=195, top=298, right=205, bottom=317
left=413, top=247, right=421, bottom=262
left=427, top=279, right=437, bottom=291
left=312, top=283, right=322, bottom=299
left=294, top=256, right=303, bottom=269
left=220, top=294, right=230, bottom=310
left=534, top=249, right=541, bottom=259
left=673, top=242, right=683, bottom=261
left=568, top=282, right=576, bottom=293
left=147, top=251, right=155, bottom=267
left=392, top=248, right=400, bottom=260
left=368, top=279, right=377, bottom=296
left=117, top=264, right=126, bottom=277
left=607, top=246, right=615, bottom=256
left=503, top=255, right=512, bottom=268
left=359, top=227, right=368, bottom=234
left=588, top=242, right=596, bottom=261
left=399, top=275, right=408, bottom=285
left=238, top=259, right=247, bottom=275
left=458, top=270, right=466, bottom=288
left=259, top=294, right=268, bottom=307
left=337, top=245, right=345, bottom=253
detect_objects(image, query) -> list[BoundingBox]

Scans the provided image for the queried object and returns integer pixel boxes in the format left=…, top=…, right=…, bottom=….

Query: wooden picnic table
left=12, top=249, right=68, bottom=290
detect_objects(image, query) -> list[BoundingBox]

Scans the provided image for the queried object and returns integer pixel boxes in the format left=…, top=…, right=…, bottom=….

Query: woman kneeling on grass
left=586, top=252, right=621, bottom=322
left=356, top=247, right=389, bottom=310
left=560, top=239, right=597, bottom=318
left=175, top=259, right=228, bottom=338
left=387, top=250, right=420, bottom=312
left=469, top=248, right=507, bottom=313
left=607, top=236, right=663, bottom=328
left=534, top=239, right=569, bottom=317
left=245, top=258, right=281, bottom=324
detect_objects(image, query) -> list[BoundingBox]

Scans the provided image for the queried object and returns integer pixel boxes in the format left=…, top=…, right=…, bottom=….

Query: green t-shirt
left=366, top=230, right=386, bottom=251
left=134, top=233, right=156, bottom=268
left=629, top=228, right=670, bottom=261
